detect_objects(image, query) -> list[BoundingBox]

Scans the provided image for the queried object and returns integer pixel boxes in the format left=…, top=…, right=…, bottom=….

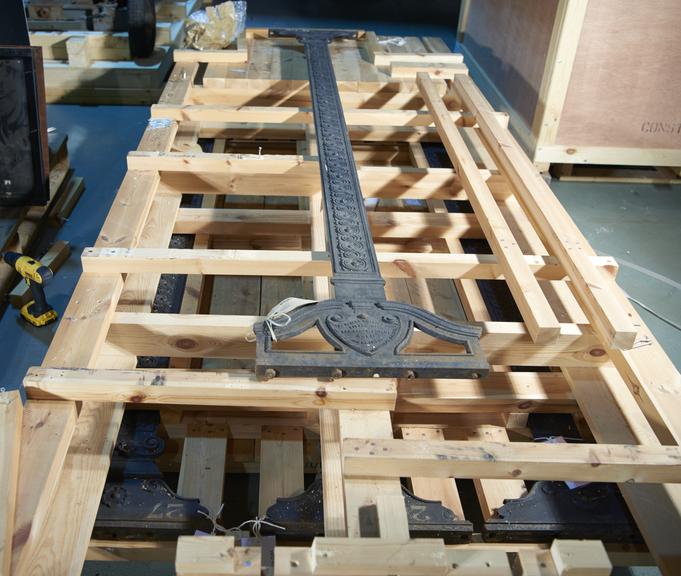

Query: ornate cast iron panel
left=254, top=29, right=488, bottom=380
left=262, top=476, right=472, bottom=542
left=94, top=411, right=211, bottom=538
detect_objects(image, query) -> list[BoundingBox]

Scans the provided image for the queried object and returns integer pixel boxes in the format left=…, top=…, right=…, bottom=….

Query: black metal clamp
left=254, top=29, right=488, bottom=381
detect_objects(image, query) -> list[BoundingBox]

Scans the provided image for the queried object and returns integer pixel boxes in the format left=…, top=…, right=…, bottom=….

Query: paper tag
left=544, top=436, right=589, bottom=489
left=266, top=297, right=317, bottom=319
left=257, top=297, right=317, bottom=342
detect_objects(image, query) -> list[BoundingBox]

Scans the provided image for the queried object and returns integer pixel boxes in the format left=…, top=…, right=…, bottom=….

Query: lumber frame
left=15, top=28, right=681, bottom=575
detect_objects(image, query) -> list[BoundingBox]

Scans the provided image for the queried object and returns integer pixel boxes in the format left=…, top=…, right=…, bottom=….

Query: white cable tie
left=230, top=516, right=286, bottom=537
left=250, top=297, right=317, bottom=343
left=197, top=503, right=227, bottom=535
left=265, top=311, right=291, bottom=343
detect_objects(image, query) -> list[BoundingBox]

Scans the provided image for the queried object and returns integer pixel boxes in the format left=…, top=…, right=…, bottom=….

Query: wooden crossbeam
left=151, top=103, right=484, bottom=128
left=172, top=208, right=483, bottom=239
left=23, top=367, right=397, bottom=410
left=190, top=85, right=437, bottom=110
left=174, top=49, right=248, bottom=64
left=81, top=247, right=617, bottom=281
left=342, top=439, right=681, bottom=483
left=419, top=73, right=560, bottom=344
left=173, top=535, right=614, bottom=576
left=194, top=123, right=444, bottom=143
left=105, top=313, right=607, bottom=368
left=454, top=74, right=638, bottom=350
left=396, top=371, right=575, bottom=413
left=157, top=164, right=512, bottom=201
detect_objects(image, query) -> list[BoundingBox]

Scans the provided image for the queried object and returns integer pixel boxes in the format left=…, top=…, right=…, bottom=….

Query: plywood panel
left=462, top=0, right=559, bottom=126
left=556, top=0, right=681, bottom=149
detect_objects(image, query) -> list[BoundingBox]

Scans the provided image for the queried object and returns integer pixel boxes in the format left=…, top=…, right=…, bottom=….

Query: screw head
left=331, top=368, right=343, bottom=380
left=406, top=370, right=416, bottom=380
left=263, top=368, right=277, bottom=380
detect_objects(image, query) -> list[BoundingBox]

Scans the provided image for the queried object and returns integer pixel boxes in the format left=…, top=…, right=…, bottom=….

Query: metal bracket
left=94, top=411, right=211, bottom=538
left=485, top=480, right=641, bottom=543
left=262, top=476, right=472, bottom=542
left=485, top=413, right=641, bottom=542
left=254, top=29, right=488, bottom=381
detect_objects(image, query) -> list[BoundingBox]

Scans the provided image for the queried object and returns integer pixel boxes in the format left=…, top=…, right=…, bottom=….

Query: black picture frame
left=0, top=46, right=49, bottom=207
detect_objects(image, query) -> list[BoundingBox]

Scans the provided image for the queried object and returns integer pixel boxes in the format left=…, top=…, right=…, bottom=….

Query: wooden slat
left=0, top=391, right=22, bottom=576
left=338, top=410, right=408, bottom=538
left=390, top=62, right=469, bottom=80
left=173, top=49, right=248, bottom=64
left=81, top=247, right=617, bottom=281
left=342, top=439, right=681, bottom=483
left=151, top=103, right=479, bottom=128
left=319, top=410, right=346, bottom=536
left=455, top=426, right=527, bottom=519
left=419, top=72, right=560, bottom=344
left=23, top=367, right=397, bottom=410
left=105, top=312, right=606, bottom=368
left=158, top=164, right=512, bottom=201
left=396, top=371, right=575, bottom=413
left=454, top=74, right=638, bottom=350
left=174, top=534, right=620, bottom=575
left=402, top=428, right=465, bottom=520
left=550, top=539, right=611, bottom=575
left=258, top=426, right=304, bottom=516
left=158, top=62, right=199, bottom=106
left=173, top=207, right=482, bottom=239
left=10, top=401, right=76, bottom=574
left=178, top=416, right=227, bottom=515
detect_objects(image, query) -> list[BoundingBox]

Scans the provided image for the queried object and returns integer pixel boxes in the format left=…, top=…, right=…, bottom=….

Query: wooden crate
left=26, top=0, right=203, bottom=31
left=27, top=0, right=210, bottom=104
left=457, top=0, right=681, bottom=176
left=4, top=29, right=681, bottom=576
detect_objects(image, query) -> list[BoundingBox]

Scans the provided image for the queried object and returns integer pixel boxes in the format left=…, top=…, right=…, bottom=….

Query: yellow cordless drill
left=2, top=252, right=58, bottom=326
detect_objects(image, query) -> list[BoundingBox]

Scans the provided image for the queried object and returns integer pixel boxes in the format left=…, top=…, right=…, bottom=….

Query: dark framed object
left=0, top=46, right=49, bottom=206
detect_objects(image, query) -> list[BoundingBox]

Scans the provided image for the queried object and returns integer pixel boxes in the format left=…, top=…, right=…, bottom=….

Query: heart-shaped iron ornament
left=325, top=308, right=402, bottom=355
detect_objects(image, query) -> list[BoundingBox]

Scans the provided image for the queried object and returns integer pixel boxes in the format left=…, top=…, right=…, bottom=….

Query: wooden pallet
left=26, top=0, right=202, bottom=31
left=28, top=0, right=210, bottom=104
left=0, top=133, right=82, bottom=316
left=551, top=164, right=681, bottom=185
left=457, top=0, right=681, bottom=175
left=4, top=29, right=681, bottom=576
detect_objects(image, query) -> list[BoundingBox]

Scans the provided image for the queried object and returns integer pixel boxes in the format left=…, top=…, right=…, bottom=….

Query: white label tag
left=257, top=297, right=318, bottom=342
left=266, top=297, right=317, bottom=319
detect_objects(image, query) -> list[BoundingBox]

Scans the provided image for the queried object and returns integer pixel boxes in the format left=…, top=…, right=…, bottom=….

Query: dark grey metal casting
left=254, top=29, right=489, bottom=380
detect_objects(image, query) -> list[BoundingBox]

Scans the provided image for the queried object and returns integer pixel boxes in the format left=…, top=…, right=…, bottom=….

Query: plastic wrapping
left=185, top=1, right=247, bottom=50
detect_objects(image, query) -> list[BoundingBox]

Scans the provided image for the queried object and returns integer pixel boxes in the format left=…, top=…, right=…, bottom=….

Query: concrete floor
left=0, top=16, right=675, bottom=576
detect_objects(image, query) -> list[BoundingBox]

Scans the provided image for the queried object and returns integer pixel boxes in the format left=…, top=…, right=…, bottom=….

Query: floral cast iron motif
left=254, top=29, right=489, bottom=380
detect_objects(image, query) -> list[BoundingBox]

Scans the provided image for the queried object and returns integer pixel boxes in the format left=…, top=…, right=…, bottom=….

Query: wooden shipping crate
left=27, top=0, right=212, bottom=104
left=458, top=0, right=681, bottom=176
left=4, top=29, right=681, bottom=576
